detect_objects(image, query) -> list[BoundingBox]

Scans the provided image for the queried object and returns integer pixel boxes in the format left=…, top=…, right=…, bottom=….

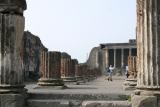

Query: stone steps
left=27, top=92, right=131, bottom=107
left=28, top=92, right=129, bottom=101
left=27, top=100, right=131, bottom=107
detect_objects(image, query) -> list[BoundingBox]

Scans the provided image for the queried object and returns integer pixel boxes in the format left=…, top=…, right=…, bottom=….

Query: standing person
left=125, top=66, right=129, bottom=78
left=108, top=65, right=114, bottom=81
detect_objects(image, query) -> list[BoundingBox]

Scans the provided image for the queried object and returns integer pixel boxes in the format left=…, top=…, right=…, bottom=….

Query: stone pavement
left=25, top=76, right=133, bottom=107
left=26, top=76, right=132, bottom=95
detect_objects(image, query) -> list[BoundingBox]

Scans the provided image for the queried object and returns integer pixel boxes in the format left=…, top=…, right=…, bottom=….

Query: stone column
left=121, top=48, right=124, bottom=67
left=0, top=1, right=27, bottom=107
left=82, top=64, right=89, bottom=82
left=75, top=64, right=85, bottom=84
left=129, top=48, right=132, bottom=56
left=102, top=48, right=109, bottom=74
left=132, top=1, right=160, bottom=107
left=114, top=49, right=116, bottom=68
left=70, top=59, right=78, bottom=82
left=38, top=51, right=64, bottom=87
left=61, top=58, right=76, bottom=83
left=123, top=56, right=137, bottom=90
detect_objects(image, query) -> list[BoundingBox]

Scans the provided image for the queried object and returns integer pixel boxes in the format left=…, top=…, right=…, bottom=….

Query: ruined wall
left=86, top=47, right=104, bottom=75
left=23, top=31, right=46, bottom=81
left=86, top=47, right=100, bottom=69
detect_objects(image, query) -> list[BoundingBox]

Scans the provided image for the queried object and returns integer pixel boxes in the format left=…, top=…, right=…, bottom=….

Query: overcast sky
left=24, top=0, right=136, bottom=63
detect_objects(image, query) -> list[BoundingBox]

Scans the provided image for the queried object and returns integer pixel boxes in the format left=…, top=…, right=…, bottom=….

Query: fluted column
left=114, top=49, right=116, bottom=67
left=123, top=56, right=137, bottom=91
left=0, top=1, right=27, bottom=107
left=129, top=48, right=132, bottom=56
left=132, top=1, right=160, bottom=107
left=75, top=64, right=85, bottom=84
left=121, top=48, right=124, bottom=67
left=38, top=51, right=64, bottom=86
left=0, top=13, right=25, bottom=93
left=61, top=58, right=76, bottom=83
left=136, top=0, right=160, bottom=90
left=128, top=56, right=137, bottom=80
left=105, top=49, right=109, bottom=67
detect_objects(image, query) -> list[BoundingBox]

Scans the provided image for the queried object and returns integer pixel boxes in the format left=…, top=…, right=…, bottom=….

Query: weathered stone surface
left=61, top=54, right=77, bottom=83
left=61, top=52, right=71, bottom=59
left=23, top=31, right=46, bottom=81
left=0, top=0, right=26, bottom=105
left=38, top=51, right=64, bottom=86
left=75, top=64, right=85, bottom=84
left=86, top=47, right=100, bottom=70
left=136, top=0, right=160, bottom=90
left=128, top=56, right=137, bottom=79
left=81, top=101, right=131, bottom=107
left=132, top=95, right=157, bottom=107
left=0, top=0, right=27, bottom=15
left=0, top=94, right=26, bottom=107
left=71, top=59, right=78, bottom=77
left=0, top=13, right=25, bottom=93
left=132, top=0, right=160, bottom=107
left=123, top=56, right=137, bottom=91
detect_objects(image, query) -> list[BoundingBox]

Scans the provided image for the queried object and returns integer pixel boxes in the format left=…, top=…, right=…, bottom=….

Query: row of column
left=105, top=48, right=134, bottom=68
left=37, top=50, right=101, bottom=86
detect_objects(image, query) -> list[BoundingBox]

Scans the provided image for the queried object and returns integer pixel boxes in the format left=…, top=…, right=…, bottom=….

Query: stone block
left=27, top=100, right=70, bottom=107
left=81, top=101, right=131, bottom=107
left=132, top=95, right=157, bottom=107
left=0, top=94, right=25, bottom=107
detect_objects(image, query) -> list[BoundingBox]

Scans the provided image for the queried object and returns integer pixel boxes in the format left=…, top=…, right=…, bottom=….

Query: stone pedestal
left=38, top=51, right=64, bottom=87
left=132, top=0, right=160, bottom=107
left=123, top=56, right=137, bottom=91
left=0, top=1, right=27, bottom=106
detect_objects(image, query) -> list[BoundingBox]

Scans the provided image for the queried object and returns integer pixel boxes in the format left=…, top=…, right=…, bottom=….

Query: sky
left=24, top=0, right=136, bottom=63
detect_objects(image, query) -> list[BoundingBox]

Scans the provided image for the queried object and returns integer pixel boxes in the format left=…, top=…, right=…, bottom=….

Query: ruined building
left=87, top=39, right=137, bottom=74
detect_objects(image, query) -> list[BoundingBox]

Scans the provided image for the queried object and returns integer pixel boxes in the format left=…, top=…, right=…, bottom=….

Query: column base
left=38, top=78, right=64, bottom=86
left=76, top=76, right=85, bottom=85
left=123, top=79, right=137, bottom=91
left=0, top=85, right=26, bottom=94
left=62, top=77, right=77, bottom=83
left=131, top=89, right=160, bottom=107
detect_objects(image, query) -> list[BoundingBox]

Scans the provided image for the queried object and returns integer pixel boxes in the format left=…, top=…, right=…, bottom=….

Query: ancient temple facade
left=87, top=39, right=137, bottom=74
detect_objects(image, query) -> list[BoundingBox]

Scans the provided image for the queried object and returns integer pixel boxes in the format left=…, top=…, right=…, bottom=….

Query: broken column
left=71, top=59, right=78, bottom=82
left=0, top=0, right=27, bottom=107
left=132, top=0, right=160, bottom=107
left=61, top=53, right=76, bottom=83
left=38, top=51, right=64, bottom=87
left=75, top=64, right=85, bottom=84
left=82, top=64, right=90, bottom=82
left=123, top=56, right=137, bottom=90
